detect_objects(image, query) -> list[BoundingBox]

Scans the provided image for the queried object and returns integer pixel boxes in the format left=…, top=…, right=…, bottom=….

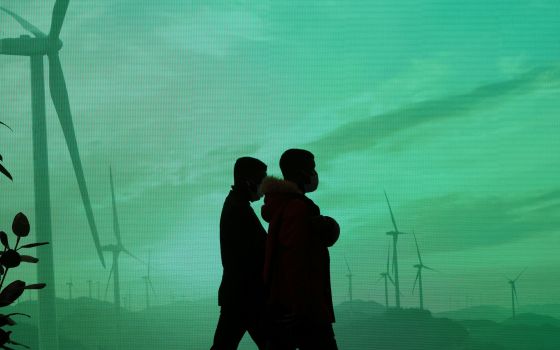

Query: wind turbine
left=142, top=251, right=155, bottom=309
left=507, top=268, right=526, bottom=319
left=66, top=279, right=73, bottom=300
left=377, top=244, right=395, bottom=310
left=1, top=2, right=105, bottom=349
left=103, top=167, right=143, bottom=311
left=87, top=280, right=92, bottom=299
left=412, top=231, right=435, bottom=310
left=384, top=191, right=408, bottom=308
left=344, top=256, right=353, bottom=302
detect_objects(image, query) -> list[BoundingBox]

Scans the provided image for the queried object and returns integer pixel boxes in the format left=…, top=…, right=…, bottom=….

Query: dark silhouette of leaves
left=0, top=250, right=21, bottom=269
left=19, top=255, right=38, bottom=263
left=0, top=122, right=11, bottom=131
left=0, top=280, right=25, bottom=307
left=0, top=162, right=11, bottom=182
left=18, top=242, right=49, bottom=249
left=24, top=283, right=46, bottom=290
left=0, top=232, right=8, bottom=250
left=0, top=313, right=29, bottom=327
left=11, top=213, right=30, bottom=237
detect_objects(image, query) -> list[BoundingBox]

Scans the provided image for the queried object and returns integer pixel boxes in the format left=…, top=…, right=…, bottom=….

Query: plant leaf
left=0, top=231, right=9, bottom=249
left=20, top=255, right=39, bottom=263
left=24, top=283, right=46, bottom=290
left=19, top=242, right=50, bottom=249
left=0, top=121, right=12, bottom=131
left=12, top=212, right=30, bottom=237
left=0, top=280, right=25, bottom=307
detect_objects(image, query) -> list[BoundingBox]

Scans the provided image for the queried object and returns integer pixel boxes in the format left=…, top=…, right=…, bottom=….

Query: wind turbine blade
left=109, top=167, right=123, bottom=247
left=48, top=53, right=105, bottom=268
left=0, top=7, right=47, bottom=38
left=148, top=279, right=156, bottom=294
left=122, top=248, right=144, bottom=264
left=376, top=275, right=385, bottom=283
left=148, top=251, right=151, bottom=277
left=384, top=190, right=399, bottom=233
left=104, top=264, right=114, bottom=301
left=387, top=274, right=395, bottom=286
left=344, top=256, right=351, bottom=274
left=423, top=265, right=438, bottom=273
left=49, top=0, right=70, bottom=40
left=412, top=230, right=423, bottom=265
left=514, top=267, right=527, bottom=282
left=412, top=270, right=420, bottom=295
left=386, top=244, right=391, bottom=274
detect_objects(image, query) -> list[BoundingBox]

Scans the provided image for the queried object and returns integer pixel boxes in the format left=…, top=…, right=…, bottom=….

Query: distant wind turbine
left=412, top=231, right=436, bottom=310
left=87, top=280, right=93, bottom=299
left=66, top=279, right=73, bottom=300
left=507, top=268, right=526, bottom=319
left=103, top=167, right=143, bottom=311
left=344, top=256, right=353, bottom=302
left=142, top=252, right=156, bottom=309
left=0, top=2, right=106, bottom=349
left=384, top=191, right=408, bottom=308
left=377, top=244, right=395, bottom=310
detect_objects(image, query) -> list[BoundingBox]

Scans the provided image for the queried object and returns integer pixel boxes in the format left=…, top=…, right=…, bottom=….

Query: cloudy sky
left=1, top=0, right=559, bottom=312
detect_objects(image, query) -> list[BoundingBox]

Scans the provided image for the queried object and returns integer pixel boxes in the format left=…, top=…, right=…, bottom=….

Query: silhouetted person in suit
left=261, top=149, right=340, bottom=350
left=212, top=157, right=268, bottom=350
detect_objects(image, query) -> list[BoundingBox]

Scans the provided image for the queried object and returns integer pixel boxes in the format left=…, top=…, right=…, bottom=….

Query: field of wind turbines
left=1, top=0, right=559, bottom=349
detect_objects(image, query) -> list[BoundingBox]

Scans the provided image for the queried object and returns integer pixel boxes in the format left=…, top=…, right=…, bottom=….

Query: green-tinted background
left=1, top=0, right=559, bottom=349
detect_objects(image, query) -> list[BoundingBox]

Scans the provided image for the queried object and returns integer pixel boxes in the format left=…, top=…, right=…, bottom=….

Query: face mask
left=303, top=172, right=319, bottom=193
left=246, top=180, right=263, bottom=200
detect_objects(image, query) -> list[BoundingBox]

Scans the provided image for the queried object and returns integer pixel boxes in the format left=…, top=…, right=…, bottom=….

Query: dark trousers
left=265, top=317, right=338, bottom=350
left=211, top=306, right=266, bottom=350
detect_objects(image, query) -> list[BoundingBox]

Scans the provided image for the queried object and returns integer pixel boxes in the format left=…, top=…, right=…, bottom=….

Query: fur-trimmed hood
left=260, top=176, right=318, bottom=223
left=260, top=176, right=302, bottom=195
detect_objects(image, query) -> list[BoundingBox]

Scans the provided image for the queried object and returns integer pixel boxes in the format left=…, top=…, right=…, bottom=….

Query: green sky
left=1, top=0, right=559, bottom=312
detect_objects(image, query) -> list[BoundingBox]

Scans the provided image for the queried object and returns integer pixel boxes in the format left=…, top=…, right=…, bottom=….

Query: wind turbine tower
left=87, top=280, right=92, bottom=299
left=507, top=268, right=526, bottom=319
left=0, top=2, right=106, bottom=348
left=344, top=257, right=353, bottom=302
left=412, top=231, right=435, bottom=310
left=384, top=191, right=408, bottom=309
left=103, top=167, right=143, bottom=311
left=377, top=245, right=394, bottom=310
left=66, top=280, right=73, bottom=300
left=142, top=252, right=155, bottom=309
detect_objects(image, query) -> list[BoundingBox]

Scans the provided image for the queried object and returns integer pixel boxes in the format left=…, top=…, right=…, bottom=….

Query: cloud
left=305, top=65, right=560, bottom=160
left=394, top=189, right=560, bottom=252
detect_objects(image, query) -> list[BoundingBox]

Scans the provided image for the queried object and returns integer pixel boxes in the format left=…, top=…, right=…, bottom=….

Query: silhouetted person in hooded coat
left=211, top=157, right=268, bottom=350
left=261, top=149, right=339, bottom=350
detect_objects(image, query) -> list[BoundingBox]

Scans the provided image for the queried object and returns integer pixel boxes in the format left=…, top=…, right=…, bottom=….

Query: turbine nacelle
left=386, top=230, right=407, bottom=236
left=0, top=36, right=62, bottom=56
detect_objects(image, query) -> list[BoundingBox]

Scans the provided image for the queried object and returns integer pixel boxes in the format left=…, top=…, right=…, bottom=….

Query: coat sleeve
left=311, top=215, right=340, bottom=247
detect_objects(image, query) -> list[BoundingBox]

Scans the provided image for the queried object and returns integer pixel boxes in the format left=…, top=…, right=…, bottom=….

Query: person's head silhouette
left=233, top=157, right=267, bottom=201
left=279, top=149, right=318, bottom=193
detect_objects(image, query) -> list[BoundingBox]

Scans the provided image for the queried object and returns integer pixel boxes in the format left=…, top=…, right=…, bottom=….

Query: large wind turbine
left=142, top=252, right=155, bottom=309
left=384, top=191, right=408, bottom=308
left=412, top=231, right=435, bottom=310
left=103, top=167, right=142, bottom=311
left=1, top=2, right=105, bottom=349
left=377, top=245, right=395, bottom=310
left=507, top=268, right=526, bottom=319
left=344, top=257, right=353, bottom=302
